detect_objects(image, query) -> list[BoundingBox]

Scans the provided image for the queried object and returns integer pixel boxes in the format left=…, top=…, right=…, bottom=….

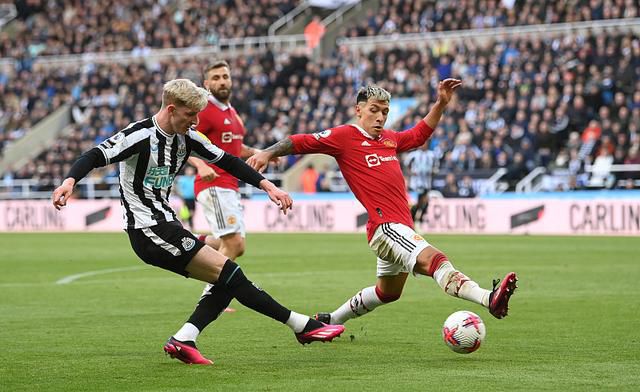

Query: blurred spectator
left=589, top=149, right=615, bottom=188
left=410, top=190, right=430, bottom=224
left=301, top=164, right=319, bottom=193
left=304, top=16, right=326, bottom=51
left=175, top=165, right=197, bottom=231
left=441, top=173, right=459, bottom=198
left=457, top=175, right=476, bottom=198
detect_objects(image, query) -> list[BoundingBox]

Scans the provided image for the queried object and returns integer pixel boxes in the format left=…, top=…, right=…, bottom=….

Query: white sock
left=173, top=322, right=201, bottom=343
left=433, top=262, right=490, bottom=307
left=285, top=311, right=310, bottom=333
left=330, top=286, right=385, bottom=325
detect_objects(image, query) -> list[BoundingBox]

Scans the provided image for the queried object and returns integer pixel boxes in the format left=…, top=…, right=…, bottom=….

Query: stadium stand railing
left=0, top=35, right=308, bottom=68
left=0, top=3, right=16, bottom=28
left=337, top=17, right=640, bottom=50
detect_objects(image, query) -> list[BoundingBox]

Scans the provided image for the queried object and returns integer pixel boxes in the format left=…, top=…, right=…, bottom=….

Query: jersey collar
left=208, top=95, right=231, bottom=111
left=152, top=115, right=174, bottom=138
left=351, top=123, right=378, bottom=140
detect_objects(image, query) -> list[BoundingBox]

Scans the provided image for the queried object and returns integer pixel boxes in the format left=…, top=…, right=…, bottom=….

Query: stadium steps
left=0, top=105, right=72, bottom=174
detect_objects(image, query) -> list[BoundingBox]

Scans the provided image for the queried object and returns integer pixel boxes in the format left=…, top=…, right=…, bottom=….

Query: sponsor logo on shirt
left=364, top=153, right=398, bottom=168
left=221, top=132, right=244, bottom=143
left=361, top=140, right=371, bottom=146
left=224, top=118, right=232, bottom=125
left=144, top=166, right=174, bottom=189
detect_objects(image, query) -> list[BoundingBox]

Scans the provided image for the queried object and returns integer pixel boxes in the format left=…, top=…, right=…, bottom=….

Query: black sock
left=217, top=259, right=291, bottom=324
left=186, top=283, right=233, bottom=332
left=301, top=318, right=324, bottom=333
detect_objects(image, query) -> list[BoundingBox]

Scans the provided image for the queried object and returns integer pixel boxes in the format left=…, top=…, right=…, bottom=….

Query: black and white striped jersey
left=97, top=116, right=225, bottom=229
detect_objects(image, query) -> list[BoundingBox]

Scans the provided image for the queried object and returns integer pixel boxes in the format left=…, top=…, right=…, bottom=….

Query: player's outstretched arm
left=52, top=148, right=106, bottom=210
left=247, top=138, right=294, bottom=173
left=423, top=78, right=462, bottom=130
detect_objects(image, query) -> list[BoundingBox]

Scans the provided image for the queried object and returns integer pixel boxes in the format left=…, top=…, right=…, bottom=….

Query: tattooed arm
left=246, top=138, right=294, bottom=173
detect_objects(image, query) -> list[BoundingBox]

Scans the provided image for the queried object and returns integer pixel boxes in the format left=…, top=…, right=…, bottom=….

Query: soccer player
left=190, top=60, right=257, bottom=258
left=177, top=60, right=269, bottom=331
left=247, top=80, right=518, bottom=327
left=51, top=79, right=344, bottom=365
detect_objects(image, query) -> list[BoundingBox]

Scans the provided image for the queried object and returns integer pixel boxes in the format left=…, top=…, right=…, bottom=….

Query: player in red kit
left=248, top=80, right=518, bottom=327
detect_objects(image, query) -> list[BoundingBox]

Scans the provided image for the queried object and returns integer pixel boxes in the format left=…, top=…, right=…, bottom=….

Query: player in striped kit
left=52, top=79, right=344, bottom=365
left=248, top=80, right=518, bottom=328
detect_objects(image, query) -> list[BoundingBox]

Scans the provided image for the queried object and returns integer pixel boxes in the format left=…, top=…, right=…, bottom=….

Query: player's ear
left=355, top=103, right=362, bottom=117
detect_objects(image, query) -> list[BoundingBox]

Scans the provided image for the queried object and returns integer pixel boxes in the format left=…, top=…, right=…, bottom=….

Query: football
left=442, top=311, right=486, bottom=354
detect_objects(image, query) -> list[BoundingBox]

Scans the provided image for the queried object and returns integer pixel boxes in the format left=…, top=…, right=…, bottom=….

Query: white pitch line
left=56, top=266, right=145, bottom=285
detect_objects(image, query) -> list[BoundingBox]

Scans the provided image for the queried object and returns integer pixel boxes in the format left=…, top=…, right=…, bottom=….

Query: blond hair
left=356, top=85, right=391, bottom=104
left=162, top=79, right=209, bottom=111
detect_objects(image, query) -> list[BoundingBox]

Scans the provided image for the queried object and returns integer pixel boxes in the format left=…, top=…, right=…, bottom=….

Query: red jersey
left=194, top=96, right=246, bottom=196
left=290, top=121, right=433, bottom=241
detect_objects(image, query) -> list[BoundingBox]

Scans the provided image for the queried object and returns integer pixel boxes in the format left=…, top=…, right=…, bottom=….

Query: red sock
left=426, top=252, right=449, bottom=277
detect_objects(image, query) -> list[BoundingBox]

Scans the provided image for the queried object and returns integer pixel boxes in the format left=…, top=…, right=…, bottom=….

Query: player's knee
left=375, top=286, right=401, bottom=303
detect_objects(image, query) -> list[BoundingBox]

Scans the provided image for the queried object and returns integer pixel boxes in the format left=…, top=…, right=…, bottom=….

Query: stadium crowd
left=1, top=1, right=639, bottom=195
left=341, top=0, right=639, bottom=37
left=3, top=0, right=296, bottom=57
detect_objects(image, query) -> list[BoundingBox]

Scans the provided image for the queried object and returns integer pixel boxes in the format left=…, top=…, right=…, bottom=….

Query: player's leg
left=185, top=246, right=343, bottom=340
left=318, top=273, right=407, bottom=325
left=414, top=243, right=517, bottom=319
left=197, top=234, right=221, bottom=250
left=218, top=232, right=245, bottom=259
left=316, top=223, right=421, bottom=325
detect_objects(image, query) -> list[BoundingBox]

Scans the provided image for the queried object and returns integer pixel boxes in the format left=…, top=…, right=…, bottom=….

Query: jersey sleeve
left=289, top=127, right=344, bottom=157
left=395, top=121, right=435, bottom=153
left=187, top=129, right=225, bottom=163
left=96, top=129, right=146, bottom=165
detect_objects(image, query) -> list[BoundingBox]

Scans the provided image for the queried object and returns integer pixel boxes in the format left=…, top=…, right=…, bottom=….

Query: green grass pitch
left=1, top=233, right=639, bottom=391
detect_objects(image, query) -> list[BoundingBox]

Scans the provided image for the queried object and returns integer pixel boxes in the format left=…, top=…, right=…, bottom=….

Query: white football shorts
left=196, top=186, right=246, bottom=238
left=369, top=222, right=431, bottom=277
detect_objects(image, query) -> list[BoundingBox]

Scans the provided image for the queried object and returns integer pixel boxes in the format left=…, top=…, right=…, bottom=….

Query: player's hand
left=259, top=179, right=293, bottom=215
left=247, top=151, right=272, bottom=173
left=52, top=178, right=76, bottom=210
left=197, top=165, right=219, bottom=182
left=437, top=78, right=462, bottom=105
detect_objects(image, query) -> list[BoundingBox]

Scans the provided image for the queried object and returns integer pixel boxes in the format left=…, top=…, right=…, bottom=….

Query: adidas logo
left=361, top=141, right=371, bottom=146
left=223, top=118, right=231, bottom=125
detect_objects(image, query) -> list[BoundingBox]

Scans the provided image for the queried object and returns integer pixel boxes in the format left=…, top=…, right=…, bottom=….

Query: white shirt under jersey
left=96, top=116, right=225, bottom=229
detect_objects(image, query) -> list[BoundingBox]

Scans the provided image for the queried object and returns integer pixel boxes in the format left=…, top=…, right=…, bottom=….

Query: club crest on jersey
left=227, top=215, right=237, bottom=225
left=413, top=234, right=425, bottom=242
left=382, top=139, right=397, bottom=148
left=313, top=129, right=332, bottom=140
left=181, top=237, right=196, bottom=251
left=177, top=143, right=186, bottom=157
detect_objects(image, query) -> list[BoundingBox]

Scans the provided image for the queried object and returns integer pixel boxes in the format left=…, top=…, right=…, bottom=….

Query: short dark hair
left=204, top=60, right=231, bottom=78
left=356, top=85, right=391, bottom=104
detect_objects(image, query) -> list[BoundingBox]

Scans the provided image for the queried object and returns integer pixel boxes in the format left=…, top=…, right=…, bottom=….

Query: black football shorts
left=127, top=221, right=205, bottom=277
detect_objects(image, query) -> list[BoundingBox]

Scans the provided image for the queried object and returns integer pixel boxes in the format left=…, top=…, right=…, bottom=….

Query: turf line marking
left=56, top=266, right=145, bottom=285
